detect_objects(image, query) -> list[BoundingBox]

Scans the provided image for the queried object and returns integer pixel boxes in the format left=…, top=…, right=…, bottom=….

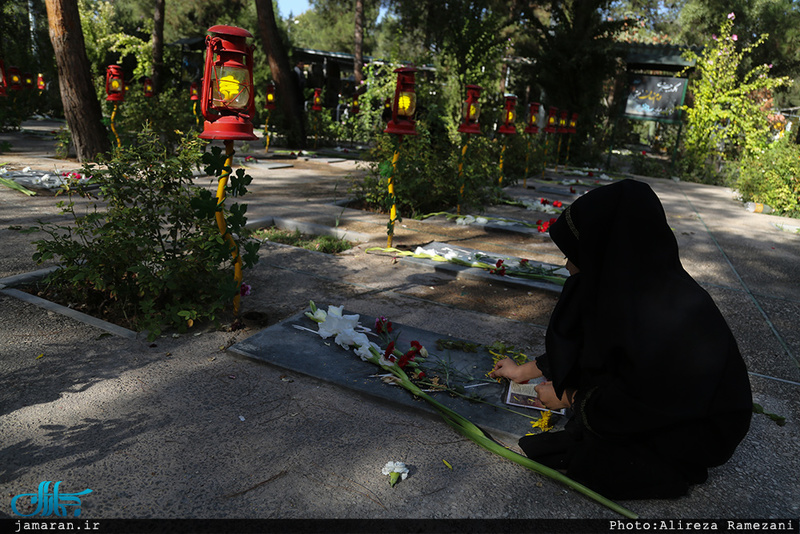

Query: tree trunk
left=254, top=0, right=306, bottom=149
left=353, top=0, right=364, bottom=87
left=498, top=0, right=520, bottom=95
left=44, top=0, right=110, bottom=162
left=151, top=0, right=165, bottom=93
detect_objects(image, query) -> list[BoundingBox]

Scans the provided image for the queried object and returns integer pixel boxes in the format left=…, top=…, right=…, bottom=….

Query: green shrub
left=679, top=14, right=790, bottom=185
left=111, top=86, right=199, bottom=151
left=735, top=138, right=800, bottom=218
left=32, top=126, right=261, bottom=339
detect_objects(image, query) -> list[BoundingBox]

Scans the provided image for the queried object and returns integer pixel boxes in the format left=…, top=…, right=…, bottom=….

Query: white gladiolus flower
left=317, top=308, right=360, bottom=339
left=310, top=308, right=327, bottom=322
left=354, top=341, right=381, bottom=362
left=335, top=330, right=370, bottom=350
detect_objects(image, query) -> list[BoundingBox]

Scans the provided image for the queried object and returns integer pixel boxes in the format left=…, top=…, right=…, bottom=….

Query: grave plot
left=0, top=167, right=88, bottom=194
left=229, top=308, right=563, bottom=444
left=369, top=241, right=569, bottom=293
left=236, top=156, right=294, bottom=170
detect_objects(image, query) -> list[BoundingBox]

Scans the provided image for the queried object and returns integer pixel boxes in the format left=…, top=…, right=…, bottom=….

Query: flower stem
left=397, top=372, right=638, bottom=519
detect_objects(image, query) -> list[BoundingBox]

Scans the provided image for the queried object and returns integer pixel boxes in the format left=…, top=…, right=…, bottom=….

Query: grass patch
left=255, top=226, right=353, bottom=254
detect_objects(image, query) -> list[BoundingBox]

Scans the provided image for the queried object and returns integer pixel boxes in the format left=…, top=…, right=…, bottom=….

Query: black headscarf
left=529, top=180, right=752, bottom=496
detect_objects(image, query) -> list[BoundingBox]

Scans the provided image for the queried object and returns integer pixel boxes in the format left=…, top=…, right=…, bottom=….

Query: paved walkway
left=0, top=119, right=798, bottom=523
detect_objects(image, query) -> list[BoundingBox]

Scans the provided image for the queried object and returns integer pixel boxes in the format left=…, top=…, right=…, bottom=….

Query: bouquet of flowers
left=295, top=301, right=638, bottom=518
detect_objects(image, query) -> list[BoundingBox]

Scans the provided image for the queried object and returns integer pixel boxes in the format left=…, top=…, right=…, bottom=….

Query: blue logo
left=11, top=481, right=92, bottom=517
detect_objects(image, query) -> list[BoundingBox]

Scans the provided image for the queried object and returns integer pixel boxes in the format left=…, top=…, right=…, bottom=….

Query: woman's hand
left=535, top=381, right=573, bottom=410
left=489, top=359, right=542, bottom=383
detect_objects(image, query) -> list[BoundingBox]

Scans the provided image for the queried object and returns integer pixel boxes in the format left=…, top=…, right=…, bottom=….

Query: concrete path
left=0, top=119, right=798, bottom=524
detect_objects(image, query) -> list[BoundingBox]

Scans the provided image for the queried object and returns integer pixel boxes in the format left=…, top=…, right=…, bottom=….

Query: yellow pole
left=314, top=113, right=319, bottom=149
left=542, top=135, right=549, bottom=179
left=498, top=140, right=507, bottom=187
left=110, top=104, right=121, bottom=148
left=523, top=137, right=531, bottom=189
left=555, top=134, right=563, bottom=172
left=457, top=138, right=469, bottom=215
left=565, top=136, right=572, bottom=168
left=216, top=140, right=243, bottom=315
left=387, top=146, right=401, bottom=248
left=264, top=111, right=271, bottom=153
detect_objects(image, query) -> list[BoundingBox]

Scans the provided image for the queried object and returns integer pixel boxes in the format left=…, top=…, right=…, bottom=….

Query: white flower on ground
left=335, top=330, right=370, bottom=351
left=354, top=341, right=381, bottom=362
left=317, top=306, right=360, bottom=339
left=382, top=461, right=409, bottom=486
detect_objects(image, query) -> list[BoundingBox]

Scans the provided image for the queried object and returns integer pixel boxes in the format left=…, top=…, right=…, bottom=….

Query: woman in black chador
left=491, top=179, right=752, bottom=499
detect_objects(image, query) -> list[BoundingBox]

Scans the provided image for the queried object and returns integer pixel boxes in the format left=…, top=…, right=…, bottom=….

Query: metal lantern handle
left=201, top=35, right=255, bottom=123
left=200, top=35, right=218, bottom=122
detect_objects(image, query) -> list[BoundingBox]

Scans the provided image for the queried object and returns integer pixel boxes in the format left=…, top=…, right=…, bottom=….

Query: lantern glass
left=212, top=64, right=250, bottom=110
left=109, top=77, right=123, bottom=93
left=506, top=110, right=514, bottom=123
left=463, top=102, right=480, bottom=122
left=397, top=91, right=416, bottom=117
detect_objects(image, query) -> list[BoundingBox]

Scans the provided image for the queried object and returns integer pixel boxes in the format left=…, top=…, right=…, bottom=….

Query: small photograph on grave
left=504, top=378, right=566, bottom=416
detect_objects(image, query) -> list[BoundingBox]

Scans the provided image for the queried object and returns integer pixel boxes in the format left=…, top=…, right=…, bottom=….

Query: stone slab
left=228, top=310, right=560, bottom=444
left=305, top=157, right=348, bottom=164
left=417, top=214, right=544, bottom=236
left=397, top=242, right=568, bottom=293
left=243, top=161, right=295, bottom=170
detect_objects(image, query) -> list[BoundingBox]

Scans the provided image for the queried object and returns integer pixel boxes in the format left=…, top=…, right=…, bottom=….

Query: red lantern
left=0, top=60, right=7, bottom=97
left=105, top=65, right=125, bottom=102
left=189, top=82, right=200, bottom=101
left=384, top=66, right=418, bottom=136
left=544, top=106, right=558, bottom=133
left=498, top=94, right=517, bottom=135
left=311, top=87, right=322, bottom=112
left=23, top=73, right=34, bottom=89
left=458, top=84, right=482, bottom=135
left=568, top=112, right=578, bottom=134
left=557, top=110, right=569, bottom=134
left=199, top=25, right=257, bottom=141
left=37, top=73, right=46, bottom=91
left=264, top=81, right=276, bottom=110
left=143, top=77, right=154, bottom=97
left=351, top=94, right=359, bottom=115
left=7, top=66, right=22, bottom=91
left=524, top=102, right=541, bottom=134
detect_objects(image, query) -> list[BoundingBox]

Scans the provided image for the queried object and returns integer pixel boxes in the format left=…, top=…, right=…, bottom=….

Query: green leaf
left=191, top=189, right=218, bottom=218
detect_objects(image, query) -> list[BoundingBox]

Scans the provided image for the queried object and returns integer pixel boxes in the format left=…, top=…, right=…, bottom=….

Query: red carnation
left=384, top=342, right=396, bottom=363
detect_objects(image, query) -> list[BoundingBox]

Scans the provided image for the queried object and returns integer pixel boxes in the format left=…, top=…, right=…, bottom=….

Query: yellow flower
left=526, top=411, right=554, bottom=434
left=486, top=347, right=529, bottom=381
